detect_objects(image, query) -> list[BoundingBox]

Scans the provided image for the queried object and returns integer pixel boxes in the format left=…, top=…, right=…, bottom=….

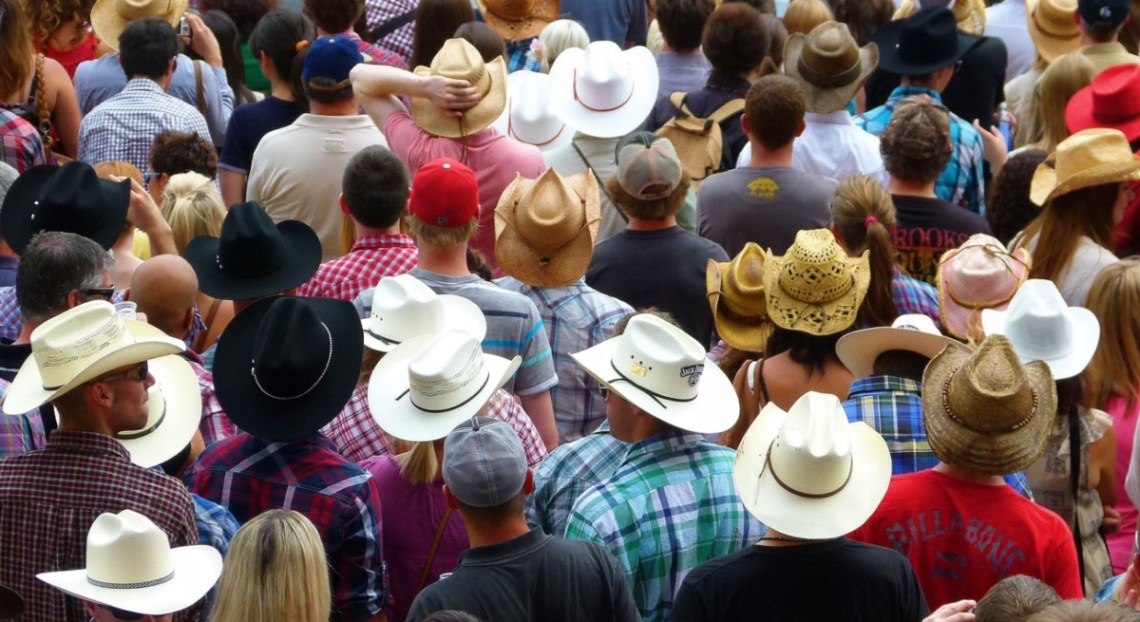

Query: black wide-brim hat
left=213, top=296, right=363, bottom=441
left=873, top=5, right=983, bottom=76
left=1, top=162, right=130, bottom=255
left=184, top=201, right=321, bottom=301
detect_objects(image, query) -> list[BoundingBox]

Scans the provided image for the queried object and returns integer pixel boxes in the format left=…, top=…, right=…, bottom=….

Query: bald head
left=130, top=255, right=199, bottom=339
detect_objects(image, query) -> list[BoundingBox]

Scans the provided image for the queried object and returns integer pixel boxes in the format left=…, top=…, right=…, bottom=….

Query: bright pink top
left=1107, top=393, right=1140, bottom=573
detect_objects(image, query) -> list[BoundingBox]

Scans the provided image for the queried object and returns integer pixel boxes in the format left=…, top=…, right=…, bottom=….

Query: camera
left=179, top=15, right=191, bottom=37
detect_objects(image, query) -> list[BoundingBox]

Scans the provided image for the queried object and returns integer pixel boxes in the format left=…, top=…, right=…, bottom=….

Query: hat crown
left=31, top=301, right=135, bottom=390
left=512, top=169, right=586, bottom=254
left=895, top=7, right=963, bottom=71
left=1036, top=0, right=1081, bottom=34
left=891, top=313, right=941, bottom=335
left=1001, top=279, right=1089, bottom=365
left=776, top=229, right=856, bottom=303
left=303, top=35, right=362, bottom=84
left=944, top=234, right=1025, bottom=305
left=573, top=41, right=636, bottom=112
left=799, top=22, right=861, bottom=85
left=215, top=202, right=291, bottom=278
left=26, top=162, right=127, bottom=252
left=407, top=332, right=491, bottom=413
left=508, top=72, right=566, bottom=146
left=431, top=39, right=492, bottom=97
left=443, top=419, right=528, bottom=507
left=410, top=158, right=479, bottom=228
left=616, top=139, right=682, bottom=200
left=721, top=243, right=767, bottom=316
left=769, top=393, right=854, bottom=496
left=368, top=275, right=447, bottom=344
left=115, top=0, right=176, bottom=19
left=1054, top=128, right=1137, bottom=183
left=249, top=298, right=334, bottom=402
left=945, top=335, right=1039, bottom=433
left=610, top=314, right=707, bottom=403
left=85, top=510, right=175, bottom=587
left=1090, top=64, right=1140, bottom=122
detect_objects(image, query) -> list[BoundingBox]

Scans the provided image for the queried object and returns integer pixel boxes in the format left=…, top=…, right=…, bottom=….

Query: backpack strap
left=193, top=60, right=207, bottom=116
left=370, top=8, right=416, bottom=43
left=669, top=91, right=691, bottom=116
left=1069, top=407, right=1087, bottom=595
left=571, top=139, right=628, bottom=223
left=708, top=98, right=746, bottom=123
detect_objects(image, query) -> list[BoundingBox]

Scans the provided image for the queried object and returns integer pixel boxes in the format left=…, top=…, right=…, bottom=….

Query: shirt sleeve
left=512, top=299, right=558, bottom=396
left=204, top=64, right=235, bottom=147
left=334, top=477, right=390, bottom=621
left=965, top=131, right=985, bottom=215
left=219, top=106, right=252, bottom=174
left=669, top=574, right=711, bottom=621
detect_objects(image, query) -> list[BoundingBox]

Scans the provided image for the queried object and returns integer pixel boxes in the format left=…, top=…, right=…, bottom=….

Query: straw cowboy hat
left=495, top=168, right=600, bottom=288
left=1030, top=128, right=1140, bottom=206
left=785, top=21, right=879, bottom=114
left=91, top=0, right=187, bottom=51
left=38, top=510, right=222, bottom=616
left=362, top=274, right=486, bottom=352
left=412, top=38, right=507, bottom=139
left=892, top=0, right=987, bottom=35
left=982, top=279, right=1100, bottom=380
left=1029, top=0, right=1081, bottom=63
left=492, top=70, right=577, bottom=151
left=571, top=313, right=738, bottom=434
left=368, top=331, right=521, bottom=442
left=1067, top=64, right=1140, bottom=146
left=923, top=334, right=1057, bottom=475
left=875, top=5, right=982, bottom=75
left=763, top=229, right=870, bottom=336
left=706, top=243, right=772, bottom=353
left=733, top=392, right=892, bottom=540
left=937, top=234, right=1031, bottom=342
left=548, top=41, right=659, bottom=139
left=477, top=0, right=559, bottom=41
left=836, top=313, right=967, bottom=378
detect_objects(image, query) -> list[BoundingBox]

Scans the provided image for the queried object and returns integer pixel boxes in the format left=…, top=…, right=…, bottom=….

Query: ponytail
left=830, top=175, right=900, bottom=327
left=249, top=8, right=314, bottom=111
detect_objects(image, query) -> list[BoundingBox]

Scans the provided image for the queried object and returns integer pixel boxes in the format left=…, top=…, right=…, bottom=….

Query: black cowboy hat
left=184, top=201, right=321, bottom=301
left=873, top=6, right=982, bottom=76
left=0, top=162, right=130, bottom=255
left=0, top=584, right=24, bottom=619
left=213, top=296, right=363, bottom=441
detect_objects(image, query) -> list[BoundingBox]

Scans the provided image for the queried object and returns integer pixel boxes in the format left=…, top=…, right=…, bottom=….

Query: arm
left=182, top=13, right=234, bottom=145
left=519, top=390, right=559, bottom=452
left=219, top=169, right=247, bottom=207
left=43, top=58, right=81, bottom=159
left=922, top=601, right=976, bottom=622
left=972, top=119, right=1007, bottom=181
left=350, top=63, right=478, bottom=132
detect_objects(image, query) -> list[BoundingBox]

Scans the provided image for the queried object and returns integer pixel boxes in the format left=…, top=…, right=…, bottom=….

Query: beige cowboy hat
left=706, top=243, right=772, bottom=353
left=1030, top=128, right=1140, bottom=206
left=477, top=0, right=560, bottom=41
left=412, top=38, right=508, bottom=139
left=734, top=392, right=892, bottom=539
left=923, top=334, right=1056, bottom=475
left=1028, top=0, right=1081, bottom=63
left=785, top=21, right=879, bottom=114
left=937, top=233, right=1031, bottom=342
left=893, top=0, right=987, bottom=34
left=494, top=168, right=600, bottom=288
left=763, top=229, right=870, bottom=336
left=91, top=0, right=187, bottom=51
left=836, top=313, right=968, bottom=378
left=361, top=274, right=486, bottom=352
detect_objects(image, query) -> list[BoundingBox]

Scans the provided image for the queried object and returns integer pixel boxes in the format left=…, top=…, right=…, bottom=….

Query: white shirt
left=737, top=111, right=888, bottom=187
left=986, top=0, right=1036, bottom=82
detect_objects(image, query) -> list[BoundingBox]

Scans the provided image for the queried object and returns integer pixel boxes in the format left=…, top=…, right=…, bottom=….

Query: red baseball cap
left=409, top=158, right=479, bottom=228
left=1066, top=63, right=1140, bottom=145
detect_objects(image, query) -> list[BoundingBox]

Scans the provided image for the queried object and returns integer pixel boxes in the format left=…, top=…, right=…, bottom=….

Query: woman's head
left=0, top=0, right=34, bottom=99
left=1084, top=257, right=1140, bottom=408
left=195, top=10, right=255, bottom=104
left=409, top=0, right=475, bottom=69
left=20, top=0, right=91, bottom=43
left=249, top=8, right=315, bottom=106
left=536, top=19, right=589, bottom=73
left=987, top=149, right=1048, bottom=246
left=1031, top=52, right=1095, bottom=153
left=160, top=172, right=226, bottom=255
left=830, top=0, right=893, bottom=46
left=210, top=510, right=331, bottom=622
left=454, top=21, right=505, bottom=63
left=782, top=0, right=833, bottom=36
left=1020, top=181, right=1123, bottom=285
left=830, top=174, right=899, bottom=327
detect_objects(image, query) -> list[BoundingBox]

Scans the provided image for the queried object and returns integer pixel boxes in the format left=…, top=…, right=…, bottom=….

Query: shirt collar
left=350, top=233, right=416, bottom=252
left=46, top=430, right=132, bottom=460
left=460, top=528, right=548, bottom=565
left=625, top=428, right=704, bottom=461
left=848, top=375, right=923, bottom=397
left=705, top=70, right=751, bottom=96
left=123, top=78, right=166, bottom=95
left=1082, top=42, right=1128, bottom=55
left=886, top=86, right=944, bottom=105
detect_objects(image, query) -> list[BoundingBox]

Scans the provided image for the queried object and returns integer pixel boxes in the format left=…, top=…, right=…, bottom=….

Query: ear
left=182, top=306, right=196, bottom=333
left=740, top=114, right=752, bottom=139
left=522, top=468, right=535, bottom=496
left=339, top=193, right=350, bottom=216
left=795, top=118, right=807, bottom=138
left=442, top=484, right=461, bottom=510
left=83, top=601, right=99, bottom=617
left=66, top=289, right=84, bottom=309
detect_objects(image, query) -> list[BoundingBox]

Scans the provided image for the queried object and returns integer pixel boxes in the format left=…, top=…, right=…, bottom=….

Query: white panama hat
left=836, top=313, right=968, bottom=378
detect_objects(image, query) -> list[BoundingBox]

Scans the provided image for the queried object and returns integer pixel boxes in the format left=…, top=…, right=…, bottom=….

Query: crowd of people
left=5, top=0, right=1140, bottom=620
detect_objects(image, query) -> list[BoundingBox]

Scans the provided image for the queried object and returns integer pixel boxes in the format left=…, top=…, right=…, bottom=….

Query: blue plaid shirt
left=526, top=422, right=630, bottom=537
left=505, top=37, right=542, bottom=73
left=856, top=86, right=986, bottom=215
left=892, top=269, right=942, bottom=326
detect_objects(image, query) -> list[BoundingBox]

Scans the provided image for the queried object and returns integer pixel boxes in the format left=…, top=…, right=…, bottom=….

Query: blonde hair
left=160, top=172, right=226, bottom=255
left=407, top=216, right=479, bottom=248
left=92, top=161, right=144, bottom=185
left=1029, top=52, right=1096, bottom=154
left=1083, top=257, right=1140, bottom=409
left=395, top=440, right=441, bottom=485
left=210, top=510, right=331, bottom=622
left=537, top=19, right=589, bottom=73
left=782, top=0, right=833, bottom=35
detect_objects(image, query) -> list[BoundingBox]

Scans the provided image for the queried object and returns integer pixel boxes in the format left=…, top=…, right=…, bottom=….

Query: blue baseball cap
left=302, top=35, right=365, bottom=88
left=1079, top=0, right=1130, bottom=26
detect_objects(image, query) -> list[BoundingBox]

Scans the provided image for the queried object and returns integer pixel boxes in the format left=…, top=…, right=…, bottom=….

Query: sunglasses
left=80, top=285, right=115, bottom=301
left=99, top=361, right=149, bottom=384
left=101, top=604, right=144, bottom=620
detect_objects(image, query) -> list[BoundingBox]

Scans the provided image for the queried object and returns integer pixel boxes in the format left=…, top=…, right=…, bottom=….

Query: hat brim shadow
left=981, top=306, right=1100, bottom=380
left=184, top=220, right=322, bottom=301
left=784, top=37, right=879, bottom=115
left=836, top=326, right=967, bottom=378
left=361, top=294, right=487, bottom=352
left=411, top=57, right=508, bottom=139
left=547, top=46, right=660, bottom=139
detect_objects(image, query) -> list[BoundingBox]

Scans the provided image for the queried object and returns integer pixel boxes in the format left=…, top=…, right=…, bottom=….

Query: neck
left=888, top=176, right=937, bottom=198
left=626, top=216, right=678, bottom=231
left=309, top=99, right=360, bottom=116
left=899, top=76, right=939, bottom=92
left=933, top=462, right=1007, bottom=485
left=1081, top=27, right=1117, bottom=46
left=416, top=243, right=471, bottom=276
left=462, top=513, right=531, bottom=549
left=269, top=77, right=293, bottom=101
left=354, top=221, right=401, bottom=240
left=662, top=43, right=699, bottom=55
left=758, top=528, right=818, bottom=547
left=748, top=143, right=794, bottom=168
left=56, top=408, right=114, bottom=436
left=14, top=321, right=36, bottom=346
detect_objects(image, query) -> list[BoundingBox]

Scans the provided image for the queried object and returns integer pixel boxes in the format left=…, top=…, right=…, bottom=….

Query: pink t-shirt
left=382, top=110, right=547, bottom=277
left=1107, top=393, right=1140, bottom=573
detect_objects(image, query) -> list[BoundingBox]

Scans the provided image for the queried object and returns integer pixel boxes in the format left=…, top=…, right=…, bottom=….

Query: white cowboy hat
left=362, top=274, right=486, bottom=352
left=492, top=71, right=577, bottom=151
left=836, top=313, right=968, bottom=378
left=3, top=301, right=185, bottom=415
left=368, top=331, right=521, bottom=442
left=571, top=313, right=737, bottom=434
left=981, top=279, right=1100, bottom=380
left=37, top=510, right=222, bottom=615
left=733, top=392, right=892, bottom=539
left=548, top=41, right=659, bottom=139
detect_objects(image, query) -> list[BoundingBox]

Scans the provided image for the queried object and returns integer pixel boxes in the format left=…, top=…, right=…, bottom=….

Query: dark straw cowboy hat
left=184, top=201, right=321, bottom=301
left=873, top=6, right=982, bottom=76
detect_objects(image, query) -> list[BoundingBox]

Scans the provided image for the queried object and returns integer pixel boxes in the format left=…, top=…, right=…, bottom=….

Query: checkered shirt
left=324, top=384, right=548, bottom=466
left=0, top=109, right=48, bottom=174
left=364, top=0, right=417, bottom=64
left=297, top=234, right=418, bottom=302
left=343, top=31, right=407, bottom=70
left=192, top=493, right=239, bottom=557
left=856, top=86, right=986, bottom=215
left=0, top=431, right=198, bottom=622
left=78, top=79, right=212, bottom=175
left=564, top=430, right=763, bottom=622
left=187, top=432, right=390, bottom=621
left=526, top=423, right=629, bottom=537
left=496, top=277, right=633, bottom=442
left=892, top=269, right=942, bottom=326
left=186, top=352, right=236, bottom=446
left=0, top=377, right=45, bottom=458
left=505, top=37, right=542, bottom=73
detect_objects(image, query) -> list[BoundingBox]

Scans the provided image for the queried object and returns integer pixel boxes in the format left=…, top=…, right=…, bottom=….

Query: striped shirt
left=526, top=423, right=629, bottom=538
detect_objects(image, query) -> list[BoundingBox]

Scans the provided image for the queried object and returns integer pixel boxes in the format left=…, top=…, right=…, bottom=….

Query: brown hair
left=302, top=0, right=363, bottom=34
left=409, top=0, right=475, bottom=68
left=454, top=21, right=505, bottom=63
left=407, top=215, right=479, bottom=248
left=760, top=14, right=788, bottom=68
left=0, top=0, right=34, bottom=102
left=1083, top=257, right=1140, bottom=409
left=831, top=175, right=899, bottom=327
left=880, top=96, right=953, bottom=183
left=605, top=172, right=692, bottom=221
left=987, top=148, right=1048, bottom=246
left=830, top=0, right=893, bottom=45
left=1026, top=600, right=1140, bottom=622
left=150, top=131, right=218, bottom=179
left=702, top=3, right=768, bottom=75
left=658, top=0, right=716, bottom=51
left=92, top=161, right=144, bottom=186
left=782, top=0, right=833, bottom=35
left=20, top=0, right=91, bottom=42
left=975, top=575, right=1061, bottom=622
left=1015, top=183, right=1120, bottom=286
left=744, top=74, right=806, bottom=149
left=1029, top=52, right=1095, bottom=154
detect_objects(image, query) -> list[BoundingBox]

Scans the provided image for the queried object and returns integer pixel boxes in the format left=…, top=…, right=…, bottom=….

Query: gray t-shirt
left=696, top=166, right=837, bottom=258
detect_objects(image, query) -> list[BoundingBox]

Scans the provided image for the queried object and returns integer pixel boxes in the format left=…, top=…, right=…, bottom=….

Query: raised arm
left=349, top=63, right=480, bottom=131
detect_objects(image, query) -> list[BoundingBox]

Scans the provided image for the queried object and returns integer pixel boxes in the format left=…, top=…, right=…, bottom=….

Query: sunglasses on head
left=101, top=604, right=144, bottom=620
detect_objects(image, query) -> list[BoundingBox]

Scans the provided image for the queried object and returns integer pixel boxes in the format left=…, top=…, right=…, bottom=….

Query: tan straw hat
left=411, top=39, right=508, bottom=139
left=91, top=0, right=187, bottom=51
left=763, top=229, right=870, bottom=336
left=893, top=0, right=986, bottom=34
left=494, top=168, right=600, bottom=287
left=1030, top=128, right=1140, bottom=205
left=477, top=0, right=560, bottom=41
left=923, top=334, right=1056, bottom=475
left=706, top=243, right=772, bottom=353
left=1028, top=0, right=1081, bottom=63
left=785, top=21, right=879, bottom=114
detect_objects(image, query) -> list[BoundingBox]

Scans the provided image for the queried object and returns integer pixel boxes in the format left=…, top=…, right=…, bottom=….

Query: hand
left=181, top=12, right=223, bottom=68
left=113, top=176, right=163, bottom=232
left=1120, top=554, right=1140, bottom=608
left=923, top=600, right=976, bottom=622
left=973, top=119, right=1008, bottom=175
left=423, top=76, right=480, bottom=118
left=1103, top=506, right=1123, bottom=535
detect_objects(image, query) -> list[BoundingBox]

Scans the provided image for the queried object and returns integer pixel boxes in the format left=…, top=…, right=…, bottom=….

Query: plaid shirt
left=0, top=378, right=45, bottom=458
left=564, top=430, right=763, bottom=622
left=892, top=269, right=942, bottom=325
left=343, top=31, right=407, bottom=70
left=78, top=79, right=212, bottom=175
left=526, top=423, right=629, bottom=537
left=187, top=432, right=389, bottom=621
left=856, top=86, right=986, bottom=215
left=364, top=0, right=416, bottom=64
left=496, top=277, right=634, bottom=442
left=0, top=109, right=48, bottom=174
left=324, top=384, right=548, bottom=466
left=192, top=493, right=238, bottom=557
left=0, top=431, right=198, bottom=622
left=505, top=37, right=542, bottom=73
left=297, top=233, right=418, bottom=301
left=185, top=352, right=236, bottom=446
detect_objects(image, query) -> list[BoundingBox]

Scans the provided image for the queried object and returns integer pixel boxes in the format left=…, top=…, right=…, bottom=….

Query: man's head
left=407, top=158, right=479, bottom=249
left=442, top=418, right=533, bottom=524
left=17, top=232, right=112, bottom=326
left=129, top=255, right=199, bottom=340
left=605, top=133, right=690, bottom=222
left=302, top=35, right=361, bottom=104
left=118, top=17, right=179, bottom=82
left=1078, top=0, right=1131, bottom=42
left=701, top=2, right=769, bottom=76
left=341, top=146, right=410, bottom=231
left=880, top=96, right=954, bottom=185
left=743, top=74, right=807, bottom=151
left=974, top=575, right=1061, bottom=622
left=303, top=0, right=363, bottom=34
left=657, top=0, right=715, bottom=53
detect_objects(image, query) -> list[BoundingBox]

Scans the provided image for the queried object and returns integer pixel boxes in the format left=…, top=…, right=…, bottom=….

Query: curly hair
left=302, top=0, right=363, bottom=34
left=986, top=148, right=1047, bottom=246
left=21, top=0, right=94, bottom=41
left=150, top=131, right=218, bottom=179
left=880, top=96, right=953, bottom=183
left=828, top=0, right=893, bottom=46
left=702, top=2, right=768, bottom=75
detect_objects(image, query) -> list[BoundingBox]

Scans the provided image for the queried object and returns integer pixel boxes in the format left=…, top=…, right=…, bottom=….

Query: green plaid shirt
left=564, top=430, right=763, bottom=622
left=526, top=423, right=629, bottom=537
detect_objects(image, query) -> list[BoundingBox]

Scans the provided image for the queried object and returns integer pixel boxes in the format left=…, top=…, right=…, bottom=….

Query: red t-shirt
left=848, top=469, right=1082, bottom=608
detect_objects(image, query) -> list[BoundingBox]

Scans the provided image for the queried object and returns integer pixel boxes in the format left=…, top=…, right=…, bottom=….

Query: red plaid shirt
left=185, top=351, right=236, bottom=446
left=297, top=234, right=418, bottom=302
left=0, top=431, right=198, bottom=622
left=0, top=109, right=48, bottom=174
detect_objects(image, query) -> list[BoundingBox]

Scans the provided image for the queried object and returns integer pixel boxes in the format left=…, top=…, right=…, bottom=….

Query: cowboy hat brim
left=733, top=404, right=892, bottom=539
left=706, top=260, right=771, bottom=353
left=411, top=57, right=508, bottom=139
left=0, top=165, right=130, bottom=255
left=1030, top=155, right=1140, bottom=206
left=1028, top=7, right=1081, bottom=63
left=477, top=0, right=559, bottom=41
left=547, top=46, right=660, bottom=139
left=37, top=545, right=221, bottom=615
left=1066, top=85, right=1140, bottom=150
left=213, top=296, right=363, bottom=441
left=110, top=353, right=202, bottom=468
left=571, top=336, right=738, bottom=434
left=762, top=249, right=871, bottom=336
left=361, top=294, right=487, bottom=352
left=981, top=306, right=1100, bottom=380
left=184, top=220, right=322, bottom=301
left=492, top=71, right=577, bottom=152
left=873, top=21, right=982, bottom=76
left=836, top=325, right=968, bottom=378
left=90, top=0, right=187, bottom=51
left=367, top=334, right=521, bottom=442
left=784, top=37, right=879, bottom=115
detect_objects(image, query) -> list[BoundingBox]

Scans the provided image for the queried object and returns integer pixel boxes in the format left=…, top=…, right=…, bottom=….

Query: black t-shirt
left=0, top=340, right=53, bottom=435
left=891, top=194, right=992, bottom=285
left=586, top=226, right=729, bottom=347
left=669, top=538, right=930, bottom=621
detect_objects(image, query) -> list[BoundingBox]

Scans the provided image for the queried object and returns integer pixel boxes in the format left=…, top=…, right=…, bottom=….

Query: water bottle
left=998, top=103, right=1013, bottom=150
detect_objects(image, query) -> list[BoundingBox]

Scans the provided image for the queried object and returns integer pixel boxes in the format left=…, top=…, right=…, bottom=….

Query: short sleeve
left=512, top=299, right=557, bottom=396
left=219, top=106, right=253, bottom=173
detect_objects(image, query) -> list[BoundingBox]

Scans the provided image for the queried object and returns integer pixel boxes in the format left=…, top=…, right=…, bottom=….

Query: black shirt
left=0, top=340, right=53, bottom=435
left=892, top=194, right=993, bottom=285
